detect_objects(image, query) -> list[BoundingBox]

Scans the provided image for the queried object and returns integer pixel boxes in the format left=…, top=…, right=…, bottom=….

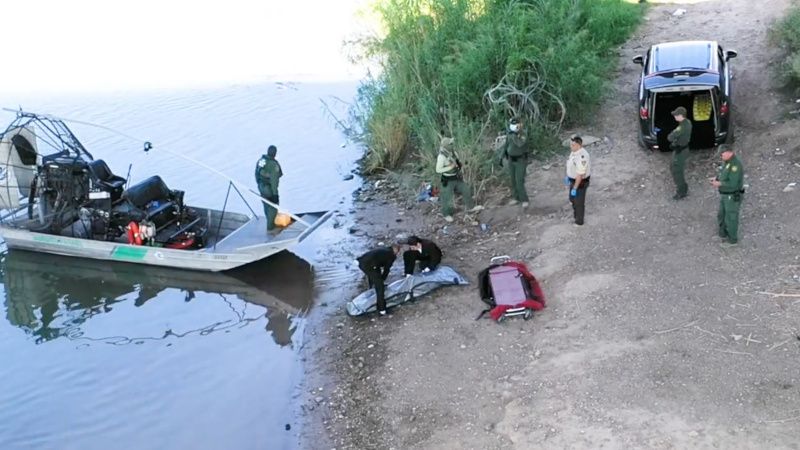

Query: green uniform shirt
left=504, top=133, right=529, bottom=158
left=667, top=119, right=693, bottom=149
left=255, top=155, right=282, bottom=192
left=717, top=155, right=744, bottom=194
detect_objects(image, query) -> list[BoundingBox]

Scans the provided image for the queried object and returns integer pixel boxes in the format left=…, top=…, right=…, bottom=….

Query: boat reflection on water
left=1, top=249, right=315, bottom=347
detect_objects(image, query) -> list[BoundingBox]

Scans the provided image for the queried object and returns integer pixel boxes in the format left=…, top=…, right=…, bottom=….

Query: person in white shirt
left=565, top=135, right=591, bottom=225
left=435, top=137, right=482, bottom=222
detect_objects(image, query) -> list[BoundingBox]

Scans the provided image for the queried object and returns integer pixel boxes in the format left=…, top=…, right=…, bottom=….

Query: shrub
left=771, top=5, right=800, bottom=92
left=352, top=0, right=643, bottom=195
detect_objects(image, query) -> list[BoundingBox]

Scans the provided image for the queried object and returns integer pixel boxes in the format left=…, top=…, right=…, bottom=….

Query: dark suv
left=633, top=40, right=737, bottom=151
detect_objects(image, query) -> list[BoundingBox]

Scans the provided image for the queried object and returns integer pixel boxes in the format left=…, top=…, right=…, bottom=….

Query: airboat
left=0, top=110, right=332, bottom=272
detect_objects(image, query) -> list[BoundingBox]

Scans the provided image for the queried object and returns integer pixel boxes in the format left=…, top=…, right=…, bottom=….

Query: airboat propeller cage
left=1, top=109, right=93, bottom=211
left=0, top=126, right=41, bottom=209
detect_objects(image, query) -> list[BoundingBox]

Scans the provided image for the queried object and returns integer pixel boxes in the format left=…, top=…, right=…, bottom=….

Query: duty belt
left=568, top=176, right=591, bottom=188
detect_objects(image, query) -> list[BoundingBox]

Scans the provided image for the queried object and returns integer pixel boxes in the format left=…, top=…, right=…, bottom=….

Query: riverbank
left=301, top=1, right=800, bottom=448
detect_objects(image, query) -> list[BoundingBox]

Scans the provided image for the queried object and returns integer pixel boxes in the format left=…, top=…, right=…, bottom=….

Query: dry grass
left=366, top=113, right=410, bottom=172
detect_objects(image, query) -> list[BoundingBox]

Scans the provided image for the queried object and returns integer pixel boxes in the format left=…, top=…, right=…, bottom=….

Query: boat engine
left=27, top=155, right=206, bottom=247
left=31, top=156, right=91, bottom=234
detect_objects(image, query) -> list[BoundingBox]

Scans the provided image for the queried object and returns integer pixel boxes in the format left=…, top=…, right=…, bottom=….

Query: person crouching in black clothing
left=357, top=243, right=402, bottom=315
left=403, top=236, right=442, bottom=276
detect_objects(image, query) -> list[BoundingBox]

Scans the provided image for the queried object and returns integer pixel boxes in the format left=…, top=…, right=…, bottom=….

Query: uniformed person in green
left=710, top=145, right=744, bottom=245
left=667, top=106, right=692, bottom=200
left=255, top=145, right=283, bottom=231
left=435, top=137, right=482, bottom=222
left=500, top=117, right=530, bottom=207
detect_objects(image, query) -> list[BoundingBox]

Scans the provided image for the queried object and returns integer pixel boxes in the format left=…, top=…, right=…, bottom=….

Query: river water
left=0, top=82, right=362, bottom=449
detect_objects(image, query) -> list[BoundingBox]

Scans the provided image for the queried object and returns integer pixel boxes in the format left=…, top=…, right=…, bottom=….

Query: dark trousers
left=439, top=177, right=474, bottom=216
left=403, top=250, right=439, bottom=275
left=568, top=177, right=590, bottom=225
left=671, top=149, right=689, bottom=197
left=259, top=187, right=279, bottom=230
left=359, top=261, right=386, bottom=312
left=508, top=158, right=529, bottom=202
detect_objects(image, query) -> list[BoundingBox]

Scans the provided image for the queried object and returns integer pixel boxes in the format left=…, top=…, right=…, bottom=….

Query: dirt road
left=304, top=0, right=800, bottom=448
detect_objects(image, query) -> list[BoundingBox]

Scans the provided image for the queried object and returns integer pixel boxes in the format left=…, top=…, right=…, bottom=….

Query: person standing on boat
left=255, top=145, right=283, bottom=232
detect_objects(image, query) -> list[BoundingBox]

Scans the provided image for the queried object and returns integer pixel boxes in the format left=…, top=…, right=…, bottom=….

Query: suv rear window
left=652, top=43, right=712, bottom=73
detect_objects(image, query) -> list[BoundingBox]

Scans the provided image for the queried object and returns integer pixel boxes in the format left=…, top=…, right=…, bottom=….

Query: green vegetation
left=770, top=4, right=800, bottom=94
left=350, top=0, right=643, bottom=195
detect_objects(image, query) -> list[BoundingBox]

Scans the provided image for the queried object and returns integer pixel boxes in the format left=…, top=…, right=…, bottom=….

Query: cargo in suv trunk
left=651, top=87, right=718, bottom=151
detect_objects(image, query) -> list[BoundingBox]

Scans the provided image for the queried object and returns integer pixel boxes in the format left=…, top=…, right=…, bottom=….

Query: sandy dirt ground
left=301, top=0, right=800, bottom=448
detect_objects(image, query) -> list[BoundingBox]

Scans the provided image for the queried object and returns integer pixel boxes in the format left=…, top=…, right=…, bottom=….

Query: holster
left=568, top=177, right=591, bottom=189
left=441, top=174, right=459, bottom=187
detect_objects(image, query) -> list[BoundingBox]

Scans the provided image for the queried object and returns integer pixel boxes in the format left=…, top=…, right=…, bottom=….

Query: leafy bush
left=352, top=0, right=643, bottom=196
left=771, top=5, right=800, bottom=93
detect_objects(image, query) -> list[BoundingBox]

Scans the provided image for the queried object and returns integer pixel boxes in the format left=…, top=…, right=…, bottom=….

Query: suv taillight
left=720, top=102, right=729, bottom=116
left=640, top=107, right=649, bottom=119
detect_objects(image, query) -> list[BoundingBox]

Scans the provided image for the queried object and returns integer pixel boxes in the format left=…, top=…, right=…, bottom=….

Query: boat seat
left=121, top=175, right=180, bottom=229
left=88, top=159, right=126, bottom=201
left=122, top=175, right=172, bottom=209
